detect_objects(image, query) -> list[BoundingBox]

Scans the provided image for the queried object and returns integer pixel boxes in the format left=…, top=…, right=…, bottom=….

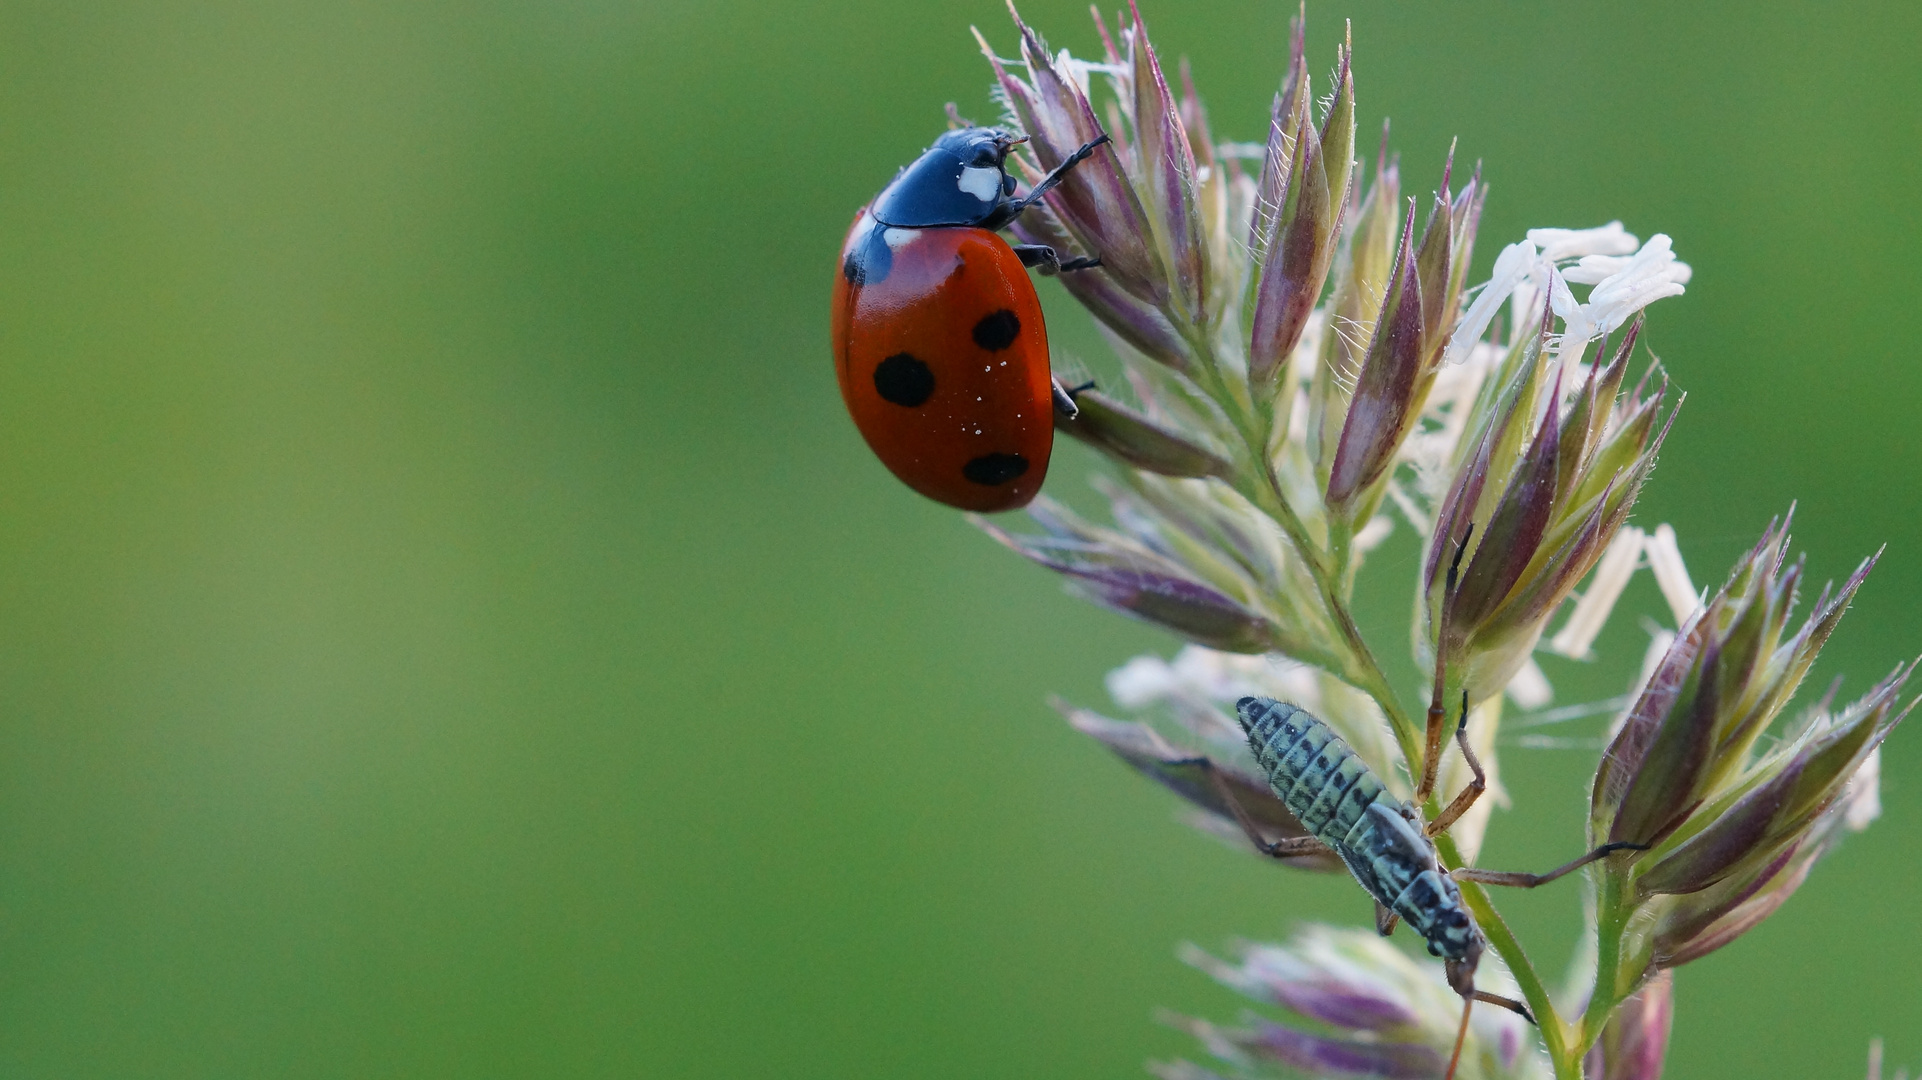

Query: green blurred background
left=0, top=1, right=1916, bottom=1076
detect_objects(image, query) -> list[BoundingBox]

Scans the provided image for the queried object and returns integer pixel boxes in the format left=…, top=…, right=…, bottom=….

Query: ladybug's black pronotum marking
left=971, top=309, right=1022, bottom=351
left=962, top=453, right=1028, bottom=486
left=873, top=353, right=935, bottom=407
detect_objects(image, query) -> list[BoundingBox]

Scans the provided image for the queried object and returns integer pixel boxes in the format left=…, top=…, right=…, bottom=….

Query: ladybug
left=831, top=126, right=1108, bottom=512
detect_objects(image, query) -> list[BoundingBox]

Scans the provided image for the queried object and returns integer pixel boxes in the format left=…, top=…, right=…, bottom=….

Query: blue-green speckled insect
left=1208, top=532, right=1644, bottom=1079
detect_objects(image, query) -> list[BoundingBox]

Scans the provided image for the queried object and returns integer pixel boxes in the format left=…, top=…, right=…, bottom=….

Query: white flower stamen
left=1442, top=239, right=1538, bottom=367
left=1445, top=229, right=1690, bottom=368
left=1106, top=654, right=1179, bottom=709
left=1548, top=263, right=1595, bottom=346
left=1106, top=646, right=1317, bottom=711
left=1526, top=221, right=1639, bottom=263
left=1645, top=523, right=1700, bottom=625
left=1844, top=747, right=1883, bottom=832
left=1053, top=48, right=1123, bottom=98
left=1507, top=658, right=1553, bottom=710
left=1566, top=234, right=1692, bottom=335
left=1353, top=514, right=1394, bottom=554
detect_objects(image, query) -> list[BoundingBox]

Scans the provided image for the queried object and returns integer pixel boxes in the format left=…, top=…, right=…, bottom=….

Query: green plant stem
left=1189, top=336, right=1566, bottom=1070
left=1573, top=873, right=1632, bottom=1072
left=1188, top=345, right=1429, bottom=772
left=1239, top=457, right=1427, bottom=763
left=1328, top=513, right=1355, bottom=586
left=1439, top=831, right=1575, bottom=1074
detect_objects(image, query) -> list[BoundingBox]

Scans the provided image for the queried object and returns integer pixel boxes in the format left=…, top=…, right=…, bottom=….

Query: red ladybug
left=831, top=126, right=1107, bottom=511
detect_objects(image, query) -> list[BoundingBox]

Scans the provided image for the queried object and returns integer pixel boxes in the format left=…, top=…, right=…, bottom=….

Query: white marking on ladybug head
left=958, top=166, right=1000, bottom=202
left=882, top=228, right=916, bottom=250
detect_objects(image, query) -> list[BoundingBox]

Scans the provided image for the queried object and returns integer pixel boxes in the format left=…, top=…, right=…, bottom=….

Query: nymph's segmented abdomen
left=1234, top=696, right=1477, bottom=963
left=1235, top=697, right=1391, bottom=845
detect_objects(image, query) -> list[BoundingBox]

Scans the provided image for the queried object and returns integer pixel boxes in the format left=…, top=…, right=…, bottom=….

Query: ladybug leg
left=1050, top=377, right=1098, bottom=419
left=1013, top=244, right=1062, bottom=275
left=1050, top=377, right=1081, bottom=419
left=1008, top=132, right=1112, bottom=215
left=1013, top=244, right=1103, bottom=277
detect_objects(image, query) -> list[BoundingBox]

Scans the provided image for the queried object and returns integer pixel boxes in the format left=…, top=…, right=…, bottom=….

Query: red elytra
left=831, top=211, right=1053, bottom=512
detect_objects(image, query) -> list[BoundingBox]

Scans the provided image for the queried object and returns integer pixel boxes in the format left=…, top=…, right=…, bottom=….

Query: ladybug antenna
left=1443, top=995, right=1473, bottom=1080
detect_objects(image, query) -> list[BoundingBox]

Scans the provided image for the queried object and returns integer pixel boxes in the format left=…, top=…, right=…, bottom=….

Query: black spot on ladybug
left=873, top=353, right=935, bottom=407
left=843, top=226, right=893, bottom=286
left=962, top=452, right=1029, bottom=486
left=972, top=309, right=1021, bottom=351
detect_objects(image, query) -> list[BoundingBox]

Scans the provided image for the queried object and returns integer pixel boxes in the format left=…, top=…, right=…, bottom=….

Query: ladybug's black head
left=944, top=127, right=1023, bottom=173
left=869, top=126, right=1022, bottom=229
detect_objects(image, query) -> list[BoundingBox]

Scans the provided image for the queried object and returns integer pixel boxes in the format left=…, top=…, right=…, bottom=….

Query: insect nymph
left=1211, top=536, right=1644, bottom=1078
